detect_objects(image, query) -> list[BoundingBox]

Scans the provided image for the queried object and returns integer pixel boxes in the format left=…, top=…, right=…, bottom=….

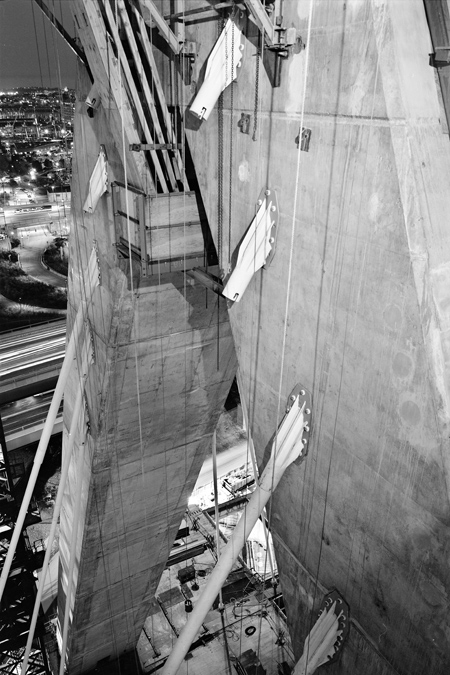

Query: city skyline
left=0, top=0, right=76, bottom=91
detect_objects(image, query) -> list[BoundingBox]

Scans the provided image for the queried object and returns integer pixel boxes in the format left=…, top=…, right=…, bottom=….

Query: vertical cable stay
left=177, top=4, right=191, bottom=657
left=50, top=0, right=70, bottom=162
left=31, top=0, right=44, bottom=88
left=0, top=267, right=100, bottom=605
left=228, top=6, right=236, bottom=271
left=235, top=16, right=269, bottom=667
left=129, top=10, right=153, bottom=657
left=216, top=9, right=225, bottom=370
left=58, top=340, right=94, bottom=675
left=41, top=9, right=52, bottom=87
left=62, top=4, right=139, bottom=667
left=333, top=0, right=388, bottom=627
left=180, top=10, right=192, bottom=661
left=257, top=1, right=314, bottom=669
left=297, top=3, right=385, bottom=671
left=49, top=18, right=115, bottom=665
left=212, top=431, right=223, bottom=609
left=21, top=331, right=93, bottom=675
left=109, top=0, right=138, bottom=656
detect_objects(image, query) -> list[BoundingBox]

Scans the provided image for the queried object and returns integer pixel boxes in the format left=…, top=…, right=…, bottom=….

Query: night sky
left=0, top=0, right=77, bottom=90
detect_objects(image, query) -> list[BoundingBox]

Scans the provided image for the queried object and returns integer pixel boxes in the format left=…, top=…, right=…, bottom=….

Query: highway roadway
left=0, top=320, right=66, bottom=393
left=0, top=391, right=63, bottom=438
left=1, top=204, right=70, bottom=238
left=2, top=203, right=68, bottom=225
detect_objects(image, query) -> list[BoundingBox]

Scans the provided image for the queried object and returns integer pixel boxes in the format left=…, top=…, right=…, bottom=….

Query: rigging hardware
left=218, top=11, right=225, bottom=274
left=295, top=128, right=312, bottom=152
left=222, top=187, right=279, bottom=302
left=293, top=589, right=349, bottom=675
left=238, top=112, right=251, bottom=134
left=181, top=40, right=197, bottom=84
left=185, top=268, right=224, bottom=296
left=243, top=0, right=304, bottom=54
left=85, top=82, right=100, bottom=118
left=130, top=143, right=183, bottom=151
left=429, top=47, right=450, bottom=68
left=252, top=42, right=260, bottom=140
left=242, top=0, right=304, bottom=86
left=228, top=5, right=236, bottom=268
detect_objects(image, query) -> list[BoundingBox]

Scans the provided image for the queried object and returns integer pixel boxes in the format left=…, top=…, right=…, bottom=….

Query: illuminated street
left=0, top=320, right=65, bottom=392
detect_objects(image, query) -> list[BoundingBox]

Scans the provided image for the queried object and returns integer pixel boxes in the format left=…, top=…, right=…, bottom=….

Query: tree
left=31, top=160, right=43, bottom=172
left=0, top=153, right=9, bottom=178
left=9, top=159, right=28, bottom=177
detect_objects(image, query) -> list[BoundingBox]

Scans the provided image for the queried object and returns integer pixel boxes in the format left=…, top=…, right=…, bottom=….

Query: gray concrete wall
left=183, top=1, right=450, bottom=673
left=58, top=60, right=236, bottom=674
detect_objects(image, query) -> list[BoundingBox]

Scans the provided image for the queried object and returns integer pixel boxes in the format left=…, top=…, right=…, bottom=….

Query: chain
left=217, top=15, right=224, bottom=273
left=228, top=5, right=236, bottom=269
left=252, top=37, right=260, bottom=142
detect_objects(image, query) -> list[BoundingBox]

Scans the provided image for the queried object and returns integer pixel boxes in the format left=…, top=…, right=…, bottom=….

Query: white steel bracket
left=190, top=11, right=246, bottom=121
left=285, top=384, right=312, bottom=460
left=293, top=589, right=350, bottom=675
left=83, top=145, right=108, bottom=214
left=85, top=81, right=100, bottom=118
left=222, top=187, right=278, bottom=303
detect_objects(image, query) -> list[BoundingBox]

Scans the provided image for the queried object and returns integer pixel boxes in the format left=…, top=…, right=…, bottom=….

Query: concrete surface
left=183, top=1, right=450, bottom=674
left=56, top=2, right=450, bottom=675
left=57, top=58, right=237, bottom=674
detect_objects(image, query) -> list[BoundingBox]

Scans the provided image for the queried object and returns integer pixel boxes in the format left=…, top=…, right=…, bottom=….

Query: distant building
left=47, top=185, right=71, bottom=204
left=60, top=102, right=74, bottom=124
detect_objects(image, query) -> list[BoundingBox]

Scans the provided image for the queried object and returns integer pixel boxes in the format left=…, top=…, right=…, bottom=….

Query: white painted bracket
left=293, top=590, right=350, bottom=675
left=262, top=385, right=312, bottom=487
left=88, top=241, right=101, bottom=287
left=190, top=14, right=245, bottom=121
left=276, top=384, right=312, bottom=468
left=85, top=81, right=100, bottom=112
left=83, top=146, right=108, bottom=214
left=222, top=187, right=278, bottom=302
